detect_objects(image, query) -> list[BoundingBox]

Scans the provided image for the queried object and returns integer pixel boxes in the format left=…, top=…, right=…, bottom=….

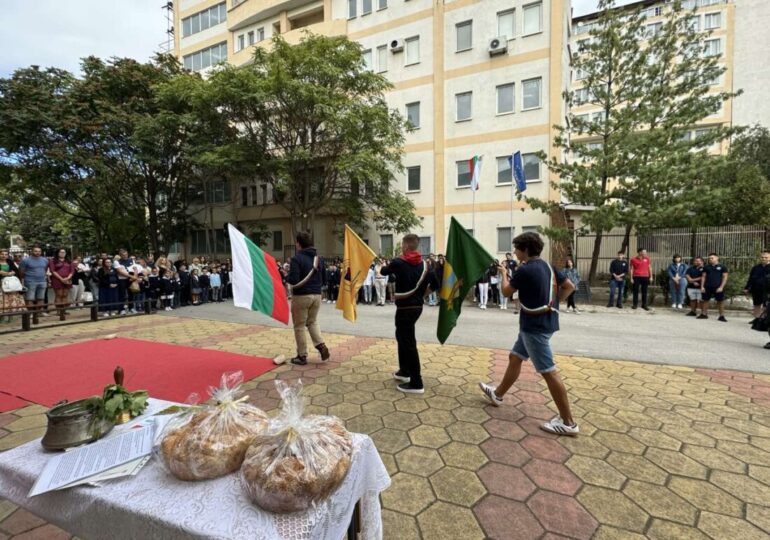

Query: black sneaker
left=616, top=304, right=623, bottom=309
left=642, top=306, right=650, bottom=311
left=749, top=318, right=757, bottom=325
left=606, top=303, right=613, bottom=308
left=396, top=383, right=424, bottom=394
left=632, top=306, right=638, bottom=310
left=290, top=355, right=308, bottom=366
left=686, top=311, right=697, bottom=317
left=393, top=371, right=410, bottom=383
left=697, top=314, right=708, bottom=320
left=316, top=343, right=330, bottom=361
left=764, top=342, right=770, bottom=350
left=718, top=316, right=727, bottom=322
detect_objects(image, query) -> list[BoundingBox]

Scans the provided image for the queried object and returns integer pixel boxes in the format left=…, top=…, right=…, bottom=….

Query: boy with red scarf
left=380, top=234, right=438, bottom=394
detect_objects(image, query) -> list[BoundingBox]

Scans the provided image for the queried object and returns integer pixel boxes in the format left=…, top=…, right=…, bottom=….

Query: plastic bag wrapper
left=241, top=380, right=353, bottom=513
left=156, top=371, right=268, bottom=481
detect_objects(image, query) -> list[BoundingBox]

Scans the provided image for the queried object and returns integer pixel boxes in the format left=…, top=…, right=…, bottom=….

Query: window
left=183, top=42, right=227, bottom=72
left=577, top=38, right=590, bottom=52
left=272, top=231, right=283, bottom=252
left=405, top=36, right=420, bottom=65
left=687, top=16, right=700, bottom=32
left=406, top=102, right=420, bottom=129
left=407, top=166, right=421, bottom=192
left=523, top=2, right=542, bottom=35
left=250, top=185, right=257, bottom=205
left=257, top=27, right=265, bottom=41
left=496, top=83, right=514, bottom=114
left=362, top=49, right=372, bottom=70
left=522, top=153, right=540, bottom=181
left=456, top=160, right=471, bottom=187
left=574, top=68, right=587, bottom=81
left=348, top=0, right=357, bottom=19
left=182, top=2, right=226, bottom=37
left=418, top=237, right=431, bottom=256
left=377, top=45, right=387, bottom=72
left=704, top=38, right=721, bottom=57
left=646, top=22, right=663, bottom=37
left=240, top=186, right=248, bottom=207
left=704, top=12, right=721, bottom=30
left=456, top=21, right=472, bottom=52
left=380, top=234, right=393, bottom=255
left=378, top=0, right=388, bottom=9
left=363, top=0, right=372, bottom=15
left=237, top=34, right=245, bottom=51
left=522, top=78, right=542, bottom=110
left=496, top=156, right=512, bottom=185
left=184, top=56, right=193, bottom=70
left=183, top=18, right=192, bottom=37
left=456, top=92, right=472, bottom=121
left=247, top=31, right=254, bottom=45
left=206, top=180, right=230, bottom=203
left=497, top=9, right=515, bottom=40
left=591, top=111, right=606, bottom=123
left=260, top=184, right=269, bottom=205
left=497, top=228, right=513, bottom=252
left=192, top=15, right=201, bottom=34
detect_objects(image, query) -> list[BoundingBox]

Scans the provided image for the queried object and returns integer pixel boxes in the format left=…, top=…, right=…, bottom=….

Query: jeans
left=511, top=331, right=556, bottom=373
left=24, top=281, right=47, bottom=301
left=364, top=284, right=372, bottom=304
left=291, top=294, right=324, bottom=357
left=632, top=277, right=650, bottom=308
left=478, top=283, right=489, bottom=308
left=99, top=286, right=117, bottom=313
left=395, top=307, right=423, bottom=388
left=132, top=292, right=145, bottom=312
left=211, top=286, right=221, bottom=302
left=117, top=280, right=128, bottom=311
left=609, top=280, right=625, bottom=306
left=200, top=287, right=209, bottom=304
left=428, top=291, right=437, bottom=305
left=669, top=278, right=687, bottom=305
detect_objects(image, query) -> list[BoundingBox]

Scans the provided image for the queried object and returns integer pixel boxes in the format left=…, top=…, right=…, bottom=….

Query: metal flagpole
left=510, top=158, right=514, bottom=244
left=472, top=187, right=476, bottom=237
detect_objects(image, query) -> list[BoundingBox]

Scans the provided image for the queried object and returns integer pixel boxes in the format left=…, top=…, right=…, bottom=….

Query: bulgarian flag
left=228, top=224, right=290, bottom=324
left=469, top=155, right=482, bottom=191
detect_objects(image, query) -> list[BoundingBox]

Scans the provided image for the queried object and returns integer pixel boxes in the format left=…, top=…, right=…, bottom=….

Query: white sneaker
left=541, top=416, right=579, bottom=436
left=119, top=310, right=127, bottom=316
left=671, top=303, right=677, bottom=309
left=101, top=312, right=109, bottom=317
left=478, top=382, right=503, bottom=407
left=677, top=304, right=683, bottom=309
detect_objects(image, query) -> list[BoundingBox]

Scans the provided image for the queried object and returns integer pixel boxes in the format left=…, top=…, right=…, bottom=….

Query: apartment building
left=173, top=0, right=570, bottom=259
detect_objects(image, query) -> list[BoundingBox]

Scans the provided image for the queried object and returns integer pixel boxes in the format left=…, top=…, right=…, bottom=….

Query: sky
left=0, top=0, right=636, bottom=78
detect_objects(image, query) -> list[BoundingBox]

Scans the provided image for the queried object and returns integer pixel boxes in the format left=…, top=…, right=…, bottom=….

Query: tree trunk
left=690, top=226, right=698, bottom=259
left=588, top=229, right=604, bottom=283
left=620, top=223, right=633, bottom=253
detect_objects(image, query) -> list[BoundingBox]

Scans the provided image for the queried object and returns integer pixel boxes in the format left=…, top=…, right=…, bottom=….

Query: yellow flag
left=336, top=225, right=377, bottom=322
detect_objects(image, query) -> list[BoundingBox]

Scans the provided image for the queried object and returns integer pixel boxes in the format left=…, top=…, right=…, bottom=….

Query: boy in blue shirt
left=479, top=232, right=578, bottom=436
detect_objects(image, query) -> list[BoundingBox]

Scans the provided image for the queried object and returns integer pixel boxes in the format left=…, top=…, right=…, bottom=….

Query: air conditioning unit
left=488, top=37, right=508, bottom=56
left=390, top=39, right=404, bottom=53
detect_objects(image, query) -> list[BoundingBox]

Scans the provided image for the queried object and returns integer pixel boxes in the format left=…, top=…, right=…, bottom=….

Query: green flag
left=437, top=217, right=495, bottom=344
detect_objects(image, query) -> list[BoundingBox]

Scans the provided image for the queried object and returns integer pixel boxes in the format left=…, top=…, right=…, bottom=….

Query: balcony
left=228, top=0, right=323, bottom=32
left=230, top=18, right=347, bottom=66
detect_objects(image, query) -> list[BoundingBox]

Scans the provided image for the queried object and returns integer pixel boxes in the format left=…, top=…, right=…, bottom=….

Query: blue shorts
left=511, top=331, right=556, bottom=374
left=24, top=281, right=47, bottom=301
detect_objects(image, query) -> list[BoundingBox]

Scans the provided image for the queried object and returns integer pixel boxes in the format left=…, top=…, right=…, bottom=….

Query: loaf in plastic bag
left=241, top=380, right=353, bottom=513
left=158, top=371, right=268, bottom=481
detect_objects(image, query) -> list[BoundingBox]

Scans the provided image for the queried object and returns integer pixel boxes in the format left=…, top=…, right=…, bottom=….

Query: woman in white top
left=363, top=264, right=375, bottom=305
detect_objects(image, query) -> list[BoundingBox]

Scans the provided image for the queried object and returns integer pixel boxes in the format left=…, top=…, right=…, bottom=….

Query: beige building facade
left=173, top=0, right=570, bottom=260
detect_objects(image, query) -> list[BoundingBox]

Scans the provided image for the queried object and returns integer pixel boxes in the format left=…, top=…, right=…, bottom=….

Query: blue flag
left=509, top=151, right=527, bottom=193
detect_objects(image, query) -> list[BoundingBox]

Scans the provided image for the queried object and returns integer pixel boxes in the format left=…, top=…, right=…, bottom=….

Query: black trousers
left=567, top=291, right=577, bottom=309
left=395, top=307, right=423, bottom=388
left=632, top=277, right=650, bottom=308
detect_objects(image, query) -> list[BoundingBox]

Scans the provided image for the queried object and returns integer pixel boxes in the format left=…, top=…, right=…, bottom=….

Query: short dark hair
left=512, top=232, right=544, bottom=257
left=637, top=247, right=646, bottom=253
left=708, top=252, right=718, bottom=257
left=617, top=250, right=625, bottom=255
left=402, top=234, right=420, bottom=251
left=672, top=253, right=681, bottom=261
left=296, top=232, right=313, bottom=249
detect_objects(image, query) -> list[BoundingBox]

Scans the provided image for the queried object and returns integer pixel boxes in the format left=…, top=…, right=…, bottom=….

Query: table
left=0, top=400, right=391, bottom=540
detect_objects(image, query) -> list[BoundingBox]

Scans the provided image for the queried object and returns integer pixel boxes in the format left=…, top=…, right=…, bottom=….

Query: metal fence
left=575, top=225, right=767, bottom=281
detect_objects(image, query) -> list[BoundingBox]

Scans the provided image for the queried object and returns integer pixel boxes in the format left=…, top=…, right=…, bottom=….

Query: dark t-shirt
left=703, top=263, right=728, bottom=289
left=510, top=259, right=567, bottom=334
left=685, top=266, right=704, bottom=289
left=609, top=259, right=628, bottom=279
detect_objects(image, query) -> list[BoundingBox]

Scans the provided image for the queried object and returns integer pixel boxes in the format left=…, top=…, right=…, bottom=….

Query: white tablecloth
left=0, top=401, right=391, bottom=540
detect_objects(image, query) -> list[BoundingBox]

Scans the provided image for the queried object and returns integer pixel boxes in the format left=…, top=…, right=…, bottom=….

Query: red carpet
left=0, top=393, right=30, bottom=413
left=0, top=338, right=276, bottom=409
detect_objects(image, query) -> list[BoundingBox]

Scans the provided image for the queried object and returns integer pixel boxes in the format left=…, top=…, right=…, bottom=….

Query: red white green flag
left=228, top=224, right=289, bottom=324
left=469, top=155, right=482, bottom=191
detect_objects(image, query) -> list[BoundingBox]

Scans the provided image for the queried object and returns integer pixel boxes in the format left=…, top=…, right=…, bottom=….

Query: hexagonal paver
left=373, top=388, right=406, bottom=402
left=577, top=486, right=649, bottom=533
left=592, top=431, right=646, bottom=455
left=326, top=402, right=362, bottom=420
left=697, top=511, right=767, bottom=540
left=681, top=444, right=745, bottom=473
left=418, top=408, right=457, bottom=428
left=438, top=441, right=488, bottom=471
left=606, top=452, right=668, bottom=485
left=361, top=399, right=395, bottom=416
left=477, top=462, right=536, bottom=501
left=446, top=422, right=490, bottom=445
left=344, top=414, right=383, bottom=434
left=419, top=501, right=485, bottom=540
left=560, top=435, right=610, bottom=459
left=644, top=448, right=708, bottom=479
left=430, top=467, right=486, bottom=506
left=747, top=503, right=770, bottom=533
left=394, top=398, right=429, bottom=414
left=717, top=440, right=770, bottom=465
left=381, top=509, right=420, bottom=540
left=408, top=425, right=451, bottom=448
left=710, top=470, right=770, bottom=504
left=519, top=435, right=570, bottom=462
left=342, top=389, right=374, bottom=404
left=566, top=455, right=626, bottom=489
left=395, top=446, right=444, bottom=477
left=527, top=491, right=598, bottom=540
left=311, top=393, right=343, bottom=407
left=382, top=411, right=421, bottom=431
left=623, top=480, right=697, bottom=525
left=584, top=413, right=629, bottom=433
left=380, top=473, right=434, bottom=515
left=483, top=418, right=527, bottom=441
left=592, top=525, right=647, bottom=540
left=523, top=459, right=581, bottom=495
left=660, top=424, right=716, bottom=447
left=627, top=427, right=682, bottom=451
left=426, top=395, right=461, bottom=410
left=474, top=496, right=544, bottom=540
left=481, top=439, right=531, bottom=467
left=451, top=406, right=490, bottom=424
left=646, top=519, right=710, bottom=540
left=370, top=428, right=411, bottom=454
left=667, top=477, right=743, bottom=517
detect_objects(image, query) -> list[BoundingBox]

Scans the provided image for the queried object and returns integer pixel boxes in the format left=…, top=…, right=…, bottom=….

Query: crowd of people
left=0, top=246, right=235, bottom=324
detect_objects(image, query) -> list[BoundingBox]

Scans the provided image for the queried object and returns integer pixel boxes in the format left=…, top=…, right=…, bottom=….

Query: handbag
left=2, top=276, right=22, bottom=293
left=752, top=310, right=769, bottom=332
left=82, top=291, right=94, bottom=303
left=129, top=280, right=141, bottom=293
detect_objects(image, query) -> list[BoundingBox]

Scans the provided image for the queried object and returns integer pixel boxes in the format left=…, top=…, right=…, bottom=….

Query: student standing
left=479, top=232, right=578, bottom=436
left=363, top=264, right=375, bottom=305
left=667, top=254, right=688, bottom=310
left=685, top=257, right=705, bottom=317
left=563, top=258, right=580, bottom=313
left=630, top=248, right=651, bottom=311
left=745, top=251, right=770, bottom=322
left=701, top=253, right=729, bottom=322
left=380, top=234, right=438, bottom=394
left=608, top=251, right=628, bottom=308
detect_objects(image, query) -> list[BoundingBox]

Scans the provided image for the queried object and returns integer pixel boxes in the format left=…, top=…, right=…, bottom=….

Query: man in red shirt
left=630, top=248, right=651, bottom=311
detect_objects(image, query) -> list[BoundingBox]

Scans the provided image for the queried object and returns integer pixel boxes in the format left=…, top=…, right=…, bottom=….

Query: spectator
left=701, top=252, right=729, bottom=322
left=363, top=264, right=375, bottom=305
left=328, top=264, right=340, bottom=304
left=608, top=251, right=628, bottom=308
left=374, top=259, right=388, bottom=306
left=199, top=267, right=211, bottom=304
left=89, top=259, right=101, bottom=304
left=220, top=263, right=230, bottom=301
left=49, top=248, right=74, bottom=321
left=114, top=249, right=132, bottom=315
left=189, top=257, right=202, bottom=275
left=210, top=266, right=222, bottom=303
left=504, top=253, right=520, bottom=313
left=630, top=248, right=651, bottom=311
left=97, top=258, right=118, bottom=317
left=745, top=251, right=770, bottom=323
left=563, top=258, right=581, bottom=313
left=489, top=261, right=500, bottom=309
left=0, top=248, right=24, bottom=324
left=667, top=254, right=688, bottom=310
left=763, top=268, right=770, bottom=350
left=128, top=257, right=147, bottom=314
left=477, top=267, right=490, bottom=310
left=426, top=255, right=438, bottom=306
left=178, top=264, right=191, bottom=306
left=190, top=268, right=201, bottom=305
left=160, top=268, right=174, bottom=311
left=148, top=267, right=161, bottom=311
left=69, top=257, right=88, bottom=307
left=685, top=257, right=705, bottom=317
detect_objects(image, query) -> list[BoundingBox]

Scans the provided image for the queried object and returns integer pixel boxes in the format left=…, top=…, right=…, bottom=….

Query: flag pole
left=472, top=188, right=476, bottom=237
left=510, top=164, right=514, bottom=244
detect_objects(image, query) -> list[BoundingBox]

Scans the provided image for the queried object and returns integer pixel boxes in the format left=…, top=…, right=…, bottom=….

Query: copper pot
left=41, top=399, right=115, bottom=451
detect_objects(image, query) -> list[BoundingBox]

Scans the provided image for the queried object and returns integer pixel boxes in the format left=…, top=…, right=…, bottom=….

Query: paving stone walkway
left=1, top=315, right=770, bottom=539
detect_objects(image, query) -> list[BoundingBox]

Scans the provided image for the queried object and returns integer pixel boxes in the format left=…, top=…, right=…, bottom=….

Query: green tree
left=531, top=0, right=736, bottom=281
left=199, top=33, right=420, bottom=239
